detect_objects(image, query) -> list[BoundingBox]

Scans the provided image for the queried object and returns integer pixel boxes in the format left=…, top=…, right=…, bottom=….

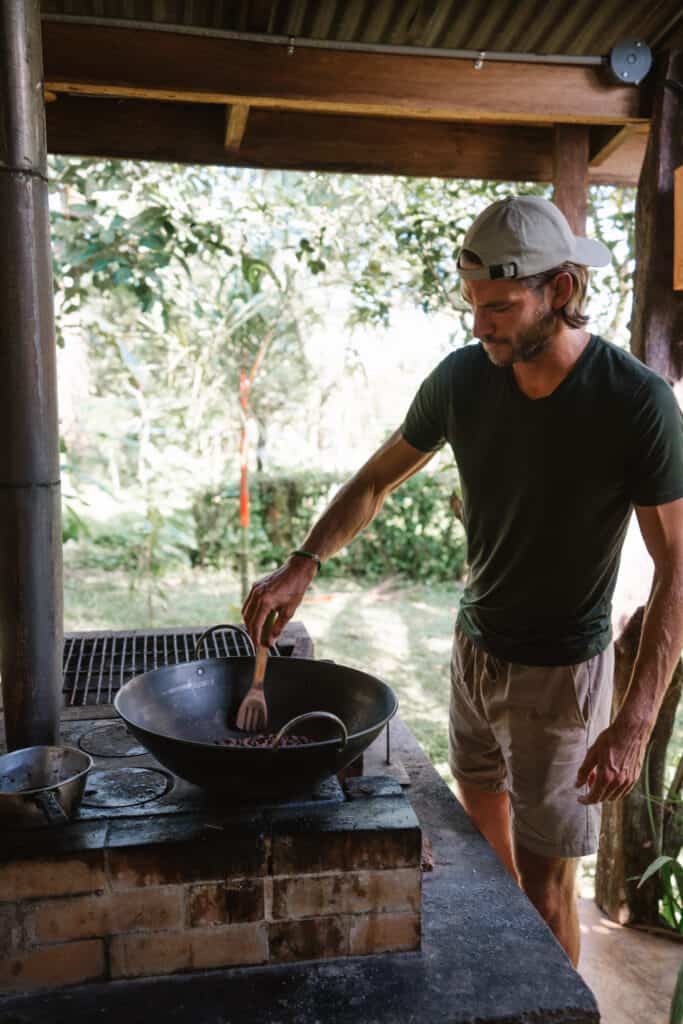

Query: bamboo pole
left=0, top=1, right=63, bottom=749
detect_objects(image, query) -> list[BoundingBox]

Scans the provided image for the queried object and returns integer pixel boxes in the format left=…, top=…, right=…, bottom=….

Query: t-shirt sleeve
left=400, top=355, right=453, bottom=453
left=626, top=375, right=683, bottom=506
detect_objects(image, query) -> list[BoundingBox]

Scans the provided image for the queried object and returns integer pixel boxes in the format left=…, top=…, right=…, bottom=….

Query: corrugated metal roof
left=40, top=0, right=683, bottom=56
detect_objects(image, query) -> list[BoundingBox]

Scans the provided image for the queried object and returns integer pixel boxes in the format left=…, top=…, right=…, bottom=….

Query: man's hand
left=241, top=557, right=317, bottom=648
left=574, top=716, right=651, bottom=805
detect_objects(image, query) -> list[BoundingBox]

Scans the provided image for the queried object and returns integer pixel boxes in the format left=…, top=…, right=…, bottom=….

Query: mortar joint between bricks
left=263, top=877, right=273, bottom=922
left=103, top=933, right=113, bottom=980
left=102, top=825, right=114, bottom=891
left=103, top=848, right=114, bottom=894
left=181, top=883, right=189, bottom=930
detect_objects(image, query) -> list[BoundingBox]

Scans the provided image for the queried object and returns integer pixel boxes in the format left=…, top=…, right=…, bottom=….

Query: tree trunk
left=595, top=49, right=683, bottom=927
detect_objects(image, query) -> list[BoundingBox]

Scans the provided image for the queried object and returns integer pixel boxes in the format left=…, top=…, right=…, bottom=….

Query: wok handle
left=33, top=789, right=69, bottom=825
left=193, top=624, right=255, bottom=659
left=273, top=712, right=348, bottom=751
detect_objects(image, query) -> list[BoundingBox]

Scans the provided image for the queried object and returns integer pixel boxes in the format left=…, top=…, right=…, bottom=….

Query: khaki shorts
left=449, top=627, right=614, bottom=859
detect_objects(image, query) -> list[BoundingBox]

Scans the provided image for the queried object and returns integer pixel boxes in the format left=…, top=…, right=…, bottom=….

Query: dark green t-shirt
left=401, top=336, right=683, bottom=666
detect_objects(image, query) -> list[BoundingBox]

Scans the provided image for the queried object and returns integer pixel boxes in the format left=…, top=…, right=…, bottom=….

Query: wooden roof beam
left=45, top=96, right=645, bottom=186
left=46, top=96, right=554, bottom=182
left=42, top=21, right=650, bottom=127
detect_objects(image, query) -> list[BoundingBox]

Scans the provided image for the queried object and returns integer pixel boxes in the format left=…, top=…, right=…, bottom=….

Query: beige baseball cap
left=457, top=195, right=611, bottom=280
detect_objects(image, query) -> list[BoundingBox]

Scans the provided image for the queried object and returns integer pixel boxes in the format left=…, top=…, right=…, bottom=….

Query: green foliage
left=62, top=503, right=90, bottom=545
left=633, top=738, right=683, bottom=935
left=338, top=473, right=466, bottom=582
left=192, top=470, right=466, bottom=583
left=69, top=509, right=194, bottom=574
left=51, top=159, right=235, bottom=337
left=191, top=482, right=271, bottom=572
left=638, top=852, right=683, bottom=934
left=192, top=472, right=343, bottom=573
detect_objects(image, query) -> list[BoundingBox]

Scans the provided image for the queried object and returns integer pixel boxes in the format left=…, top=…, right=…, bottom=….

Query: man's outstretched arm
left=241, top=430, right=436, bottom=645
left=576, top=496, right=683, bottom=804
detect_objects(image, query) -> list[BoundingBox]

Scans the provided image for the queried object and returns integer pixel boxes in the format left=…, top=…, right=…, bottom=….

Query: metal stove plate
left=81, top=767, right=170, bottom=808
left=78, top=722, right=147, bottom=758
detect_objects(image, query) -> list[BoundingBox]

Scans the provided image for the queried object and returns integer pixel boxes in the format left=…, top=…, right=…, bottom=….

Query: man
left=242, top=195, right=683, bottom=966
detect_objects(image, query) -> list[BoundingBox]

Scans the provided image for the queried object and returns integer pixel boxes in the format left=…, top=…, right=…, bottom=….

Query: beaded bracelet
left=290, top=549, right=322, bottom=571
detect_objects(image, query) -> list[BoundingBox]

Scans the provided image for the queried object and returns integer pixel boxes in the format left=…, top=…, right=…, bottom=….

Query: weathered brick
left=110, top=887, right=184, bottom=934
left=189, top=924, right=268, bottom=969
left=269, top=916, right=348, bottom=963
left=110, top=924, right=267, bottom=979
left=0, top=854, right=106, bottom=902
left=25, top=887, right=184, bottom=944
left=0, top=939, right=105, bottom=994
left=272, top=868, right=421, bottom=920
left=271, top=828, right=421, bottom=875
left=110, top=930, right=191, bottom=979
left=0, top=903, right=22, bottom=958
left=24, top=894, right=107, bottom=946
left=188, top=879, right=264, bottom=927
left=107, top=837, right=266, bottom=889
left=349, top=912, right=421, bottom=955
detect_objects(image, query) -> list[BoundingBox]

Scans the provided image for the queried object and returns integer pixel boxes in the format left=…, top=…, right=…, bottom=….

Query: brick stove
left=0, top=626, right=422, bottom=995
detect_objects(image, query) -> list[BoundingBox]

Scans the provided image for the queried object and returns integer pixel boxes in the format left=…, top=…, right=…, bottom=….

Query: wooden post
left=0, top=1, right=63, bottom=749
left=630, top=51, right=683, bottom=381
left=675, top=165, right=683, bottom=290
left=552, top=125, right=589, bottom=234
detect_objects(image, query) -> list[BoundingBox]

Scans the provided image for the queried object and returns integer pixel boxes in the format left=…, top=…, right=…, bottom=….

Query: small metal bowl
left=0, top=745, right=93, bottom=826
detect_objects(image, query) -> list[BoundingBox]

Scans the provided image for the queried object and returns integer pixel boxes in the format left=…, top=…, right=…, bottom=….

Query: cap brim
left=573, top=237, right=611, bottom=268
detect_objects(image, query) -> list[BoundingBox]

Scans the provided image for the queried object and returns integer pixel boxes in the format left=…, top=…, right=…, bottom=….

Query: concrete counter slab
left=0, top=716, right=599, bottom=1023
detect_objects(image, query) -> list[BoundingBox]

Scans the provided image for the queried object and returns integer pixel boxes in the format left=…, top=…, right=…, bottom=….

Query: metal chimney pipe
left=0, top=0, right=63, bottom=749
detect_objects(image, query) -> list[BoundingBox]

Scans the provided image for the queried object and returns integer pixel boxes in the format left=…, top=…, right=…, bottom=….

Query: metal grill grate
left=62, top=627, right=279, bottom=707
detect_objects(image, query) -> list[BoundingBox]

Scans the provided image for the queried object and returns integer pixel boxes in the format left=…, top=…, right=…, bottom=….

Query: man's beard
left=482, top=306, right=555, bottom=365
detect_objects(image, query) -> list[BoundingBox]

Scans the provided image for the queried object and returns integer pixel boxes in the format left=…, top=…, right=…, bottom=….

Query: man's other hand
left=574, top=717, right=651, bottom=805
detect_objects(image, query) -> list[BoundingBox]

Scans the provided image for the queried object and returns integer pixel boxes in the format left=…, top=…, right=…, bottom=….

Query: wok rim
left=113, top=656, right=399, bottom=754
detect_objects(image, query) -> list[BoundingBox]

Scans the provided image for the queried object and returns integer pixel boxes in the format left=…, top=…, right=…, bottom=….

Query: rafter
left=225, top=104, right=250, bottom=150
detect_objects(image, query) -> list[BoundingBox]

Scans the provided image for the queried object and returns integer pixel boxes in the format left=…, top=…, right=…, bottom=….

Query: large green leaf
left=637, top=855, right=673, bottom=888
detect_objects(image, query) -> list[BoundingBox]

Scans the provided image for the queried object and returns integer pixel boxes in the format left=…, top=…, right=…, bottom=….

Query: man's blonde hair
left=521, top=262, right=590, bottom=329
left=459, top=250, right=590, bottom=329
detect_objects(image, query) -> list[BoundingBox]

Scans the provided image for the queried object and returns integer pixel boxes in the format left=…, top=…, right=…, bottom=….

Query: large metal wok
left=114, top=625, right=398, bottom=799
